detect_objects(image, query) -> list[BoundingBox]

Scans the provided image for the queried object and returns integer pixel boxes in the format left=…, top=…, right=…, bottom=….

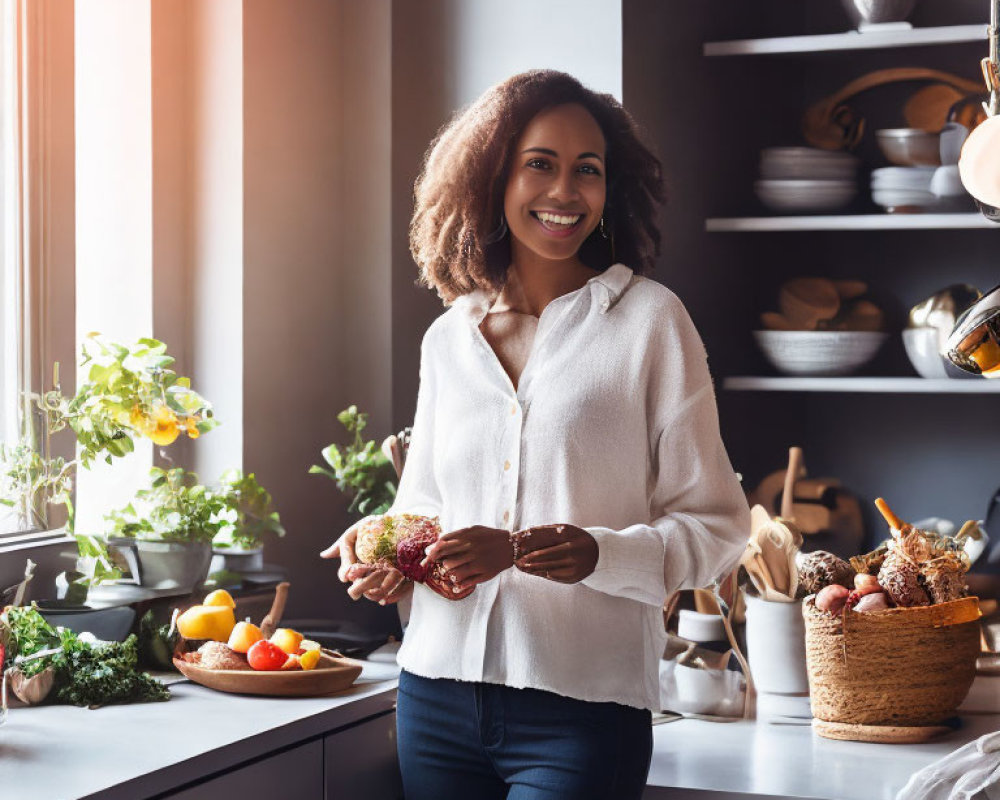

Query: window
left=0, top=0, right=30, bottom=535
left=0, top=0, right=73, bottom=546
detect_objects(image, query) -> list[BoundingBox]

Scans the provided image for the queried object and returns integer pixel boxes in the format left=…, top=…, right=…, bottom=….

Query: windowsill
left=0, top=529, right=74, bottom=553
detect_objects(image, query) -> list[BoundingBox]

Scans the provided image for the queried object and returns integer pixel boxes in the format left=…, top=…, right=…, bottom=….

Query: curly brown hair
left=410, top=70, right=665, bottom=304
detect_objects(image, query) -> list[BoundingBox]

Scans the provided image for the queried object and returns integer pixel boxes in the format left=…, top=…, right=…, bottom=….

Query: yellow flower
left=147, top=403, right=180, bottom=446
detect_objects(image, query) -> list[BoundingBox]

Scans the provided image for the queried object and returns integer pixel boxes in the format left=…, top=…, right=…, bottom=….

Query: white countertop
left=647, top=714, right=1000, bottom=800
left=0, top=661, right=400, bottom=800
left=7, top=661, right=999, bottom=800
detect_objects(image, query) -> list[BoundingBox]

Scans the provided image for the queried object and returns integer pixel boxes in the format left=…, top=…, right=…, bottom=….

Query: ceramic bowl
left=754, top=180, right=856, bottom=213
left=35, top=602, right=136, bottom=642
left=876, top=129, right=942, bottom=167
left=753, top=330, right=888, bottom=376
left=759, top=147, right=859, bottom=181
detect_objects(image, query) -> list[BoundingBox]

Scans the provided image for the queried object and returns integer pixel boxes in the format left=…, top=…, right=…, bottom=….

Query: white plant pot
left=211, top=546, right=264, bottom=574
left=108, top=538, right=213, bottom=592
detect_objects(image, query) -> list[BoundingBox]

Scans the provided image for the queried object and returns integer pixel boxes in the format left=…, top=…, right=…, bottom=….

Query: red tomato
left=246, top=639, right=288, bottom=671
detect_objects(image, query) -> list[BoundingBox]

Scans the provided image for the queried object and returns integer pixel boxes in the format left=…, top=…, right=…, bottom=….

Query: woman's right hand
left=320, top=516, right=411, bottom=605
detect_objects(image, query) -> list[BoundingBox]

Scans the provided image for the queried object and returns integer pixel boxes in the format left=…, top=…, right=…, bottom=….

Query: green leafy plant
left=40, top=334, right=217, bottom=468
left=104, top=467, right=225, bottom=544
left=310, top=405, right=398, bottom=516
left=213, top=469, right=285, bottom=551
left=3, top=605, right=169, bottom=706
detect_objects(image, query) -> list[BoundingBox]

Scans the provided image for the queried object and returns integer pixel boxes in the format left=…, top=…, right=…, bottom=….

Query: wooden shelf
left=706, top=213, right=998, bottom=232
left=704, top=24, right=985, bottom=57
left=724, top=376, right=1000, bottom=393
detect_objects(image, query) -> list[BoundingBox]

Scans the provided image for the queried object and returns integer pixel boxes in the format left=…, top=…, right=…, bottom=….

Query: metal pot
left=945, top=283, right=1000, bottom=376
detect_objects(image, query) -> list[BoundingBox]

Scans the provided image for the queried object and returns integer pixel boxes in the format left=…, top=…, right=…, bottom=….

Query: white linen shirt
left=388, top=263, right=750, bottom=711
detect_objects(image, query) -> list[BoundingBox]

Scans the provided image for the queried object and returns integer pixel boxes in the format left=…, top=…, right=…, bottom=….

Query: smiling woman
left=324, top=69, right=751, bottom=800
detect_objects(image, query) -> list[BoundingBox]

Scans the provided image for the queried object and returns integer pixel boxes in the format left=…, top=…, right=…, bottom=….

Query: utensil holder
left=745, top=593, right=811, bottom=719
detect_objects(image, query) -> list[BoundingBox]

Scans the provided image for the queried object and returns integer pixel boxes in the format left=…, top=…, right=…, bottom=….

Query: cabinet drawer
left=163, top=739, right=323, bottom=799
left=325, top=710, right=402, bottom=800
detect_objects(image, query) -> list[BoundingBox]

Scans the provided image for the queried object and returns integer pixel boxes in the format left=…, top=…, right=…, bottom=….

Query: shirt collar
left=452, top=262, right=635, bottom=322
left=591, top=263, right=635, bottom=314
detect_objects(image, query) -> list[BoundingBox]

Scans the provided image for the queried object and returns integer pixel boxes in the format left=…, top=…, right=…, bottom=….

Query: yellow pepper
left=176, top=605, right=236, bottom=642
left=203, top=589, right=236, bottom=609
left=299, top=648, right=321, bottom=671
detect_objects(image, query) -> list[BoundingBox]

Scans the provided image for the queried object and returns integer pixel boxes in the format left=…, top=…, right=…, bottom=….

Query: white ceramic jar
left=744, top=593, right=811, bottom=719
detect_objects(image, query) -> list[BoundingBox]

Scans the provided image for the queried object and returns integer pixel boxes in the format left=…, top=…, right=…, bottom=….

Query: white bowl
left=871, top=188, right=936, bottom=212
left=929, top=165, right=966, bottom=198
left=870, top=166, right=936, bottom=190
left=754, top=180, right=856, bottom=212
left=753, top=330, right=889, bottom=376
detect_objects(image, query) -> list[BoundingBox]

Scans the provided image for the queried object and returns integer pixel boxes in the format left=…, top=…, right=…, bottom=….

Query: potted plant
left=34, top=335, right=216, bottom=587
left=310, top=405, right=400, bottom=518
left=103, top=466, right=225, bottom=592
left=211, top=469, right=285, bottom=573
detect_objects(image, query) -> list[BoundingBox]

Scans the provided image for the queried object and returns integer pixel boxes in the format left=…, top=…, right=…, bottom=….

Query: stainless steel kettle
left=946, top=283, right=1000, bottom=375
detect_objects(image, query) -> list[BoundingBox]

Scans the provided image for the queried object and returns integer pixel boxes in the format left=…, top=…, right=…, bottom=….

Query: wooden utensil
left=742, top=448, right=804, bottom=602
left=760, top=311, right=794, bottom=331
left=260, top=581, right=290, bottom=639
left=748, top=450, right=864, bottom=550
left=803, top=68, right=984, bottom=150
left=778, top=278, right=840, bottom=330
left=833, top=279, right=868, bottom=301
left=903, top=83, right=965, bottom=132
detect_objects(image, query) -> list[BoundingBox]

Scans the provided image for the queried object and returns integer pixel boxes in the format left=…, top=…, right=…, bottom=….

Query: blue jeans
left=396, top=670, right=653, bottom=800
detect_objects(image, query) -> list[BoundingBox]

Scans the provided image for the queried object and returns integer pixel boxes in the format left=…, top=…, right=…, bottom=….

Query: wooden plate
left=172, top=651, right=363, bottom=697
left=813, top=717, right=960, bottom=744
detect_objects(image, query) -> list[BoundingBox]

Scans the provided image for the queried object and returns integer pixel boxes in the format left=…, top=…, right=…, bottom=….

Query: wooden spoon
left=260, top=582, right=290, bottom=639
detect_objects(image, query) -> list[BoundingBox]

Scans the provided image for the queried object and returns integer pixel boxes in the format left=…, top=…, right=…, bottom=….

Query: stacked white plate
left=755, top=147, right=859, bottom=212
left=870, top=166, right=936, bottom=212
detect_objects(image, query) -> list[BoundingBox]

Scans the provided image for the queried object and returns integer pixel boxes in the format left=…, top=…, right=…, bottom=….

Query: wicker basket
left=803, top=596, right=980, bottom=726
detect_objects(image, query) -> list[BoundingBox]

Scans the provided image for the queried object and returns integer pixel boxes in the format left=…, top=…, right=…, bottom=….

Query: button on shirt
left=388, top=263, right=750, bottom=711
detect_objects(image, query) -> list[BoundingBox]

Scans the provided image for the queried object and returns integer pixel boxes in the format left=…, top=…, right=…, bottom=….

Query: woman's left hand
left=422, top=525, right=514, bottom=592
left=514, top=524, right=599, bottom=583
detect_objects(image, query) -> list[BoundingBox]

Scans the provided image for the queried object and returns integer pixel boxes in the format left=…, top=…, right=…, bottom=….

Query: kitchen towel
left=896, top=730, right=1000, bottom=800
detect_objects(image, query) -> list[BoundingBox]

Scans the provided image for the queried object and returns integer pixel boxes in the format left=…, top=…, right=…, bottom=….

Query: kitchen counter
left=6, top=661, right=1000, bottom=800
left=645, top=714, right=1000, bottom=800
left=1, top=661, right=401, bottom=800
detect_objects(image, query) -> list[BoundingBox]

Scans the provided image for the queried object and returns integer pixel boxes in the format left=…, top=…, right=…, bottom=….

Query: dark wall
left=623, top=0, right=1000, bottom=553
